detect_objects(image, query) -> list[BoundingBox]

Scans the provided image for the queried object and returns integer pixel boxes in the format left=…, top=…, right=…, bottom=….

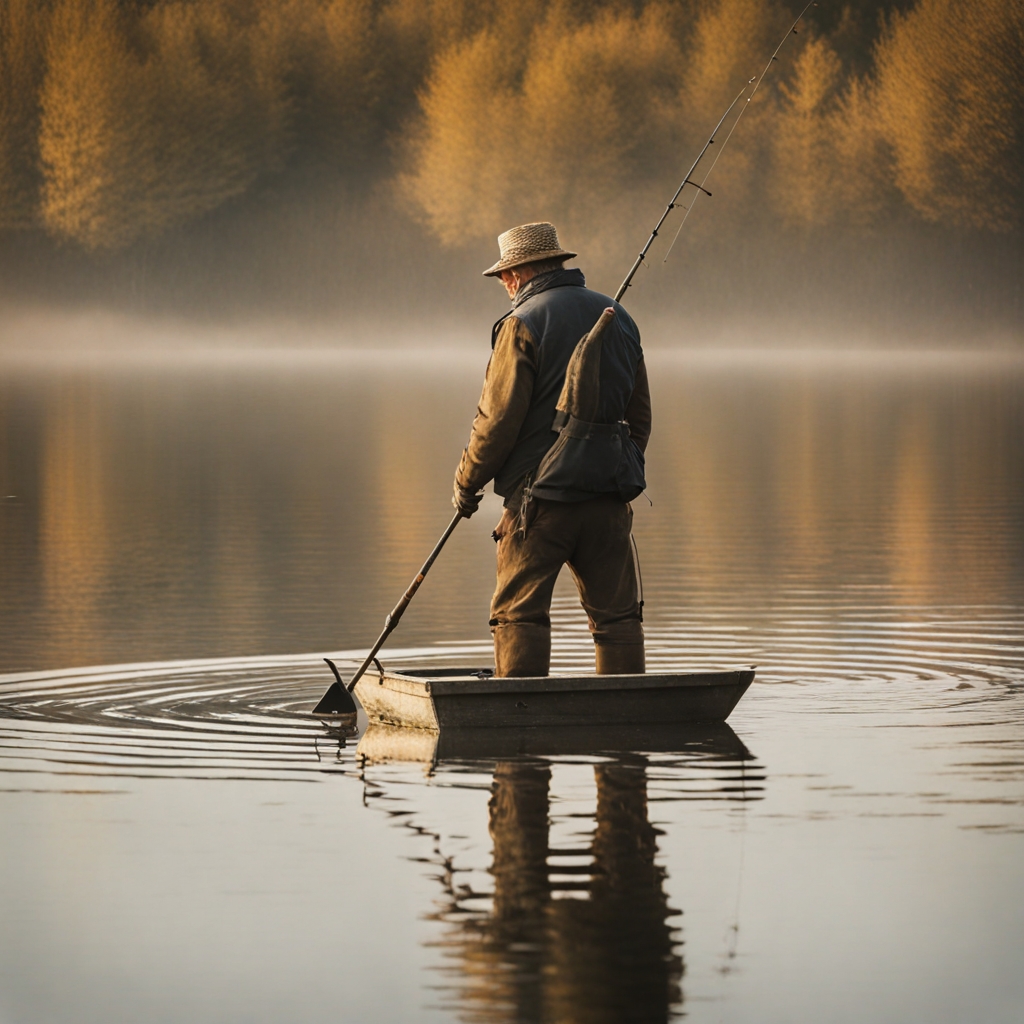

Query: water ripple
left=1, top=602, right=1022, bottom=788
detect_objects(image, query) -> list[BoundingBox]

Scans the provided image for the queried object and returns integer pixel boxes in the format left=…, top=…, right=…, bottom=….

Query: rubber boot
left=594, top=642, right=645, bottom=675
left=493, top=623, right=551, bottom=677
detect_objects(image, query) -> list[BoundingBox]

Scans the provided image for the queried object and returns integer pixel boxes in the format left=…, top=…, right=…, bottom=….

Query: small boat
left=350, top=666, right=754, bottom=732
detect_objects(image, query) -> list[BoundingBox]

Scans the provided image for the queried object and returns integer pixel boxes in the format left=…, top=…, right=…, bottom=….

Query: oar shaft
left=346, top=510, right=464, bottom=692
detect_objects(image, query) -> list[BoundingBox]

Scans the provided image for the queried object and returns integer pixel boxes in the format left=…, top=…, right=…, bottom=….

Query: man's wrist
left=453, top=481, right=484, bottom=518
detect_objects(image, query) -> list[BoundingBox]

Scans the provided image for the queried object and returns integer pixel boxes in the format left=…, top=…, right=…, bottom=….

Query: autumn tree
left=0, top=0, right=1016, bottom=254
left=873, top=0, right=1024, bottom=230
left=398, top=0, right=804, bottom=260
left=0, top=0, right=48, bottom=229
left=770, top=32, right=893, bottom=227
left=39, top=0, right=288, bottom=249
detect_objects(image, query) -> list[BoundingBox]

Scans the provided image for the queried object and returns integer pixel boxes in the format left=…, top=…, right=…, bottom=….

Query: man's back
left=492, top=267, right=644, bottom=498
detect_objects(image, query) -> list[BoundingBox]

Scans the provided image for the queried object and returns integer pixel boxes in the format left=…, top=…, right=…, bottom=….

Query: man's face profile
left=499, top=268, right=520, bottom=299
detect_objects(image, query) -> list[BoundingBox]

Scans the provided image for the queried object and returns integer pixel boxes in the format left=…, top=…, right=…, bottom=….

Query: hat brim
left=482, top=247, right=577, bottom=277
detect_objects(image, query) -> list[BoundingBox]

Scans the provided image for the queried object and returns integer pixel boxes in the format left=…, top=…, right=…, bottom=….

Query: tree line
left=0, top=0, right=1020, bottom=254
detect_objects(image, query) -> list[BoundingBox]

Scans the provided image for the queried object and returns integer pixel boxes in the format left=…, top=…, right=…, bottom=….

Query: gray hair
left=520, top=256, right=567, bottom=275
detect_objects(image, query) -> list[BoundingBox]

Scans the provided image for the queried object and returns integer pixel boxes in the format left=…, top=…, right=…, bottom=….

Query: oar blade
left=313, top=680, right=357, bottom=716
left=313, top=659, right=358, bottom=716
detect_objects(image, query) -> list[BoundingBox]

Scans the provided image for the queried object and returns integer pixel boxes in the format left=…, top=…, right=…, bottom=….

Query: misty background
left=0, top=0, right=1021, bottom=344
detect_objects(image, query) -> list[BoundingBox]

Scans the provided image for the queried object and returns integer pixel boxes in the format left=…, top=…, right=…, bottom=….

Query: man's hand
left=453, top=481, right=484, bottom=518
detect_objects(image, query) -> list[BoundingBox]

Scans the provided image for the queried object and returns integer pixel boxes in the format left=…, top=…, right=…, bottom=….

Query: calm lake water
left=1, top=346, right=1023, bottom=1023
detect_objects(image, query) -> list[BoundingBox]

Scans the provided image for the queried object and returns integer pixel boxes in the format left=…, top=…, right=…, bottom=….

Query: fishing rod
left=614, top=0, right=820, bottom=301
left=614, top=85, right=748, bottom=302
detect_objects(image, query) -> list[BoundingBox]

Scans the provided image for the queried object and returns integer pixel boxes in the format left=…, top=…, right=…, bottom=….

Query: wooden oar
left=312, top=510, right=465, bottom=716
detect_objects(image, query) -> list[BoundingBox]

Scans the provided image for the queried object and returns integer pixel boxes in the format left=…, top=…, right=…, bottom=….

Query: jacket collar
left=511, top=267, right=586, bottom=309
left=490, top=267, right=587, bottom=348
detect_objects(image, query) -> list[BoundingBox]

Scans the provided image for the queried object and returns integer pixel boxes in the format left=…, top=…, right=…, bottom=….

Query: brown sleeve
left=624, top=355, right=652, bottom=453
left=455, top=316, right=538, bottom=492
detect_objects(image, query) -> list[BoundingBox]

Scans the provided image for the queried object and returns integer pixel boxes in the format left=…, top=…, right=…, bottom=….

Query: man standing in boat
left=453, top=222, right=651, bottom=678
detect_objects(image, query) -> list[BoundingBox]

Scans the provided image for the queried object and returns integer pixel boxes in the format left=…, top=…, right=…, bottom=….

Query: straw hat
left=483, top=222, right=577, bottom=277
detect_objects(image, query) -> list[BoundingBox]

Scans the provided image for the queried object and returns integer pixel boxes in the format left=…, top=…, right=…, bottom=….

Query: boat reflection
left=354, top=723, right=763, bottom=1022
left=355, top=719, right=755, bottom=764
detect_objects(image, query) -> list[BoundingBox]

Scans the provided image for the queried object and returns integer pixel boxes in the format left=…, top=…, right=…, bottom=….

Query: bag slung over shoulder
left=530, top=308, right=646, bottom=503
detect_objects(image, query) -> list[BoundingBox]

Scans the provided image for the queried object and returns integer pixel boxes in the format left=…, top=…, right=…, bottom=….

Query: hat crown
left=483, top=221, right=577, bottom=276
left=497, top=222, right=560, bottom=262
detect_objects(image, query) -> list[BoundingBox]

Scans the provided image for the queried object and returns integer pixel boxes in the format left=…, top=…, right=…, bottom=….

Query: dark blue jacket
left=492, top=269, right=644, bottom=500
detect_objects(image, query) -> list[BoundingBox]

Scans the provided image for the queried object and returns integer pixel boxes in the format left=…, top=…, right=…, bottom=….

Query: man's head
left=497, top=257, right=568, bottom=299
left=483, top=222, right=576, bottom=298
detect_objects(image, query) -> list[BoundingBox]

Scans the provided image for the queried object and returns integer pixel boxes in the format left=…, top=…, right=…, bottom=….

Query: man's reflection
left=445, top=757, right=682, bottom=1023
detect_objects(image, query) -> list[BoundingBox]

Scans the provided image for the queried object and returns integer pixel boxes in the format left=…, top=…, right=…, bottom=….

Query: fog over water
left=1, top=198, right=1021, bottom=344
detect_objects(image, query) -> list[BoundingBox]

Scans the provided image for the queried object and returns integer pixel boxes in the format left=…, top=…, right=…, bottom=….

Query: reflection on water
left=431, top=758, right=684, bottom=1024
left=0, top=649, right=768, bottom=1021
left=0, top=354, right=496, bottom=670
left=1, top=349, right=1023, bottom=1022
left=1, top=350, right=1022, bottom=672
left=353, top=724, right=759, bottom=1024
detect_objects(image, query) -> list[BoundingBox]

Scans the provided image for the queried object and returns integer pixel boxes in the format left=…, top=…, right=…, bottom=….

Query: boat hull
left=352, top=667, right=754, bottom=731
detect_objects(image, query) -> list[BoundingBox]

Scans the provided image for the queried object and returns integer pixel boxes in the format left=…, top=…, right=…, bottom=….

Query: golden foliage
left=256, top=0, right=379, bottom=167
left=683, top=0, right=785, bottom=126
left=39, top=0, right=287, bottom=249
left=0, top=0, right=47, bottom=229
left=674, top=0, right=789, bottom=216
left=400, top=1, right=786, bottom=256
left=827, top=76, right=892, bottom=223
left=873, top=0, right=1024, bottom=230
left=766, top=19, right=895, bottom=229
left=399, top=29, right=518, bottom=242
left=775, top=36, right=843, bottom=221
left=0, top=0, right=1019, bottom=250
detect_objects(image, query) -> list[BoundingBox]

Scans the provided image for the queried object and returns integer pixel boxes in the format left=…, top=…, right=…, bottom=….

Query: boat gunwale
left=376, top=669, right=755, bottom=698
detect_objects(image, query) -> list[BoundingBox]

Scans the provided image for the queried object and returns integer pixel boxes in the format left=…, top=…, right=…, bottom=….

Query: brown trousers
left=490, top=496, right=645, bottom=676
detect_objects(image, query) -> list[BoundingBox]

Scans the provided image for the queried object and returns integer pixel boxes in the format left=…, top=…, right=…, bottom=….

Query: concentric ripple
left=1, top=603, right=1022, bottom=788
left=551, top=594, right=1024, bottom=696
left=0, top=645, right=476, bottom=783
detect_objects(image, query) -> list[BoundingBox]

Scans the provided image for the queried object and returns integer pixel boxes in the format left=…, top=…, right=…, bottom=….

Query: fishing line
left=660, top=1, right=821, bottom=264
left=662, top=90, right=750, bottom=261
left=615, top=86, right=749, bottom=301
left=719, top=794, right=748, bottom=979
